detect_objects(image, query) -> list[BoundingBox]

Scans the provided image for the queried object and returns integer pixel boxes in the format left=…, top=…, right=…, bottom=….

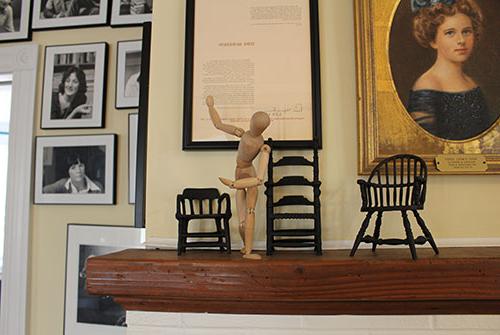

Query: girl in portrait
left=408, top=0, right=493, bottom=140
left=51, top=65, right=92, bottom=120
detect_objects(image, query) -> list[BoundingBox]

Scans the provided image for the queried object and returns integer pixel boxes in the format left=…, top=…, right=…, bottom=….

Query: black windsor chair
left=350, top=154, right=439, bottom=260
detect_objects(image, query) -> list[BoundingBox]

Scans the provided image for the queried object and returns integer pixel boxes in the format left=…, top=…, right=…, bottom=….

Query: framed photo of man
left=110, top=0, right=152, bottom=27
left=34, top=134, right=116, bottom=205
left=64, top=224, right=145, bottom=335
left=115, top=40, right=142, bottom=109
left=0, top=0, right=31, bottom=43
left=41, top=42, right=107, bottom=129
left=32, top=0, right=109, bottom=30
left=356, top=0, right=500, bottom=174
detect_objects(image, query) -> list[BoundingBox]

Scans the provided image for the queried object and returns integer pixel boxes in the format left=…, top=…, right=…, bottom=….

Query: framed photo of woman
left=0, top=0, right=31, bottom=43
left=32, top=0, right=109, bottom=30
left=115, top=40, right=142, bottom=109
left=110, top=0, right=152, bottom=27
left=34, top=134, right=116, bottom=205
left=41, top=42, right=107, bottom=129
left=356, top=0, right=500, bottom=174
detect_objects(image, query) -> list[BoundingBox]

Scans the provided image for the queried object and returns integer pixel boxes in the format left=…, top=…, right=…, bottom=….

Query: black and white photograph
left=65, top=224, right=145, bottom=335
left=111, top=0, right=152, bottom=26
left=128, top=113, right=138, bottom=203
left=0, top=0, right=31, bottom=43
left=116, top=40, right=142, bottom=109
left=41, top=43, right=107, bottom=129
left=34, top=135, right=116, bottom=204
left=32, top=0, right=109, bottom=30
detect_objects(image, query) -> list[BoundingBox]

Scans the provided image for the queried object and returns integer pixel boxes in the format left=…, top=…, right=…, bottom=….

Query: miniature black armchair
left=175, top=188, right=231, bottom=255
left=350, top=154, right=439, bottom=260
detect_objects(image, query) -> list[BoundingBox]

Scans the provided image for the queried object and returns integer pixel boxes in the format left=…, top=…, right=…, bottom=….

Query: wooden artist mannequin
left=206, top=96, right=271, bottom=260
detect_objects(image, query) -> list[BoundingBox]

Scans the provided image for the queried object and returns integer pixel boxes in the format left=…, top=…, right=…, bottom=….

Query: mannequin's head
left=249, top=112, right=270, bottom=136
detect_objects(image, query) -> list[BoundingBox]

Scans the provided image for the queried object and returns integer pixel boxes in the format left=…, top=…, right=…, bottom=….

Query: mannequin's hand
left=206, top=95, right=214, bottom=107
left=219, top=177, right=235, bottom=189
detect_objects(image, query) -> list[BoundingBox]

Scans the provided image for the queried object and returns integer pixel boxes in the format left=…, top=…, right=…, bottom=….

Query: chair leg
left=402, top=211, right=417, bottom=260
left=350, top=211, right=373, bottom=257
left=223, top=218, right=231, bottom=253
left=215, top=218, right=224, bottom=252
left=177, top=220, right=186, bottom=255
left=372, top=211, right=383, bottom=252
left=412, top=210, right=439, bottom=255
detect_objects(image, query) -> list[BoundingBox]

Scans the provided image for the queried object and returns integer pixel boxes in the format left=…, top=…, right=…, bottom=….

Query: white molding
left=145, top=237, right=500, bottom=250
left=0, top=44, right=39, bottom=335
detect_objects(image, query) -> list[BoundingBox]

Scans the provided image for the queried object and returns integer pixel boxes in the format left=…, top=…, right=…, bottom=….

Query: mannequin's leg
left=243, top=186, right=260, bottom=260
left=236, top=189, right=247, bottom=253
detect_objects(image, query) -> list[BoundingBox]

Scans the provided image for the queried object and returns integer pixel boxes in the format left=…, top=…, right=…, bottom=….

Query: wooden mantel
left=86, top=247, right=500, bottom=315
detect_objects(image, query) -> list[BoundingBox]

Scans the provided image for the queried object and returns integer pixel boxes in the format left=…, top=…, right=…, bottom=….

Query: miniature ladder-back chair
left=175, top=188, right=231, bottom=255
left=350, top=154, right=439, bottom=260
left=265, top=139, right=322, bottom=255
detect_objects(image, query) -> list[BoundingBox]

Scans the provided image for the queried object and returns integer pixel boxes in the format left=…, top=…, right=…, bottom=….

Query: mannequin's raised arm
left=219, top=145, right=271, bottom=189
left=206, top=96, right=244, bottom=137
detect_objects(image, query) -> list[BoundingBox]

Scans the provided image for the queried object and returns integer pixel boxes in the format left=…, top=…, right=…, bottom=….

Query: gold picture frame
left=356, top=0, right=500, bottom=174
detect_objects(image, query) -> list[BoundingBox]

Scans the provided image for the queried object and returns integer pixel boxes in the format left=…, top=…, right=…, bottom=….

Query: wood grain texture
left=86, top=247, right=500, bottom=315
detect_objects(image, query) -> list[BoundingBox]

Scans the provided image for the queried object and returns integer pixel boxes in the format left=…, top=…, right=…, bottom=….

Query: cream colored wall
left=10, top=27, right=141, bottom=335
left=146, top=0, right=500, bottom=243
left=0, top=0, right=497, bottom=334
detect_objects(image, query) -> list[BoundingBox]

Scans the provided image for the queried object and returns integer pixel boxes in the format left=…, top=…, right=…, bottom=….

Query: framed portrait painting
left=0, top=0, right=31, bottom=43
left=32, top=0, right=109, bottom=30
left=356, top=0, right=500, bottom=174
left=115, top=40, right=142, bottom=109
left=183, top=0, right=322, bottom=150
left=41, top=42, right=107, bottom=129
left=110, top=0, right=152, bottom=27
left=34, top=134, right=116, bottom=204
left=64, top=224, right=145, bottom=335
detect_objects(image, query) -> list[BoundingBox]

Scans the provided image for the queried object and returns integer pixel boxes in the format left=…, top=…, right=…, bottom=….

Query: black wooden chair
left=175, top=188, right=231, bottom=255
left=350, top=154, right=439, bottom=260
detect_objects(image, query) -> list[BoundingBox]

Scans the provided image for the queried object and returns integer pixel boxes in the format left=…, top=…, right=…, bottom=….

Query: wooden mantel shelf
left=86, top=247, right=500, bottom=315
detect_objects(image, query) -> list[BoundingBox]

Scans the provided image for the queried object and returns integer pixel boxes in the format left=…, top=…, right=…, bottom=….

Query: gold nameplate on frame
left=435, top=155, right=488, bottom=172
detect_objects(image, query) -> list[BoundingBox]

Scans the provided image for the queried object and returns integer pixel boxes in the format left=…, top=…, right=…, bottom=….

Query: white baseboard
left=145, top=237, right=500, bottom=250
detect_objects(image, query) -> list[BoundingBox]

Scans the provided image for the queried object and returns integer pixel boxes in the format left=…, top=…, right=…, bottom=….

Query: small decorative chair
left=350, top=154, right=439, bottom=260
left=175, top=188, right=231, bottom=255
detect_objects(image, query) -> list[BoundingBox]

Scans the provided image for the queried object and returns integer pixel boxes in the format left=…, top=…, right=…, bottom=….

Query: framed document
left=183, top=0, right=321, bottom=150
left=356, top=0, right=500, bottom=174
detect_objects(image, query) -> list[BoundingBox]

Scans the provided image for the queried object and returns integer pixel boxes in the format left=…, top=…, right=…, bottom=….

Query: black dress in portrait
left=407, top=87, right=494, bottom=140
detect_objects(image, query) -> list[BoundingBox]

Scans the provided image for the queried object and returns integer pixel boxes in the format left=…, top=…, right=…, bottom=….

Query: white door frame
left=0, top=44, right=38, bottom=335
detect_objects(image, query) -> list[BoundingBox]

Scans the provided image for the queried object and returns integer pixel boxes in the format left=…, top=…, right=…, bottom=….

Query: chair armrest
left=357, top=179, right=370, bottom=208
left=175, top=194, right=184, bottom=220
left=413, top=176, right=426, bottom=206
left=217, top=193, right=232, bottom=217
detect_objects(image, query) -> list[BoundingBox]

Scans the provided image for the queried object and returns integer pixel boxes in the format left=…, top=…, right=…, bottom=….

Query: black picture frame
left=115, top=39, right=142, bottom=109
left=34, top=134, right=117, bottom=205
left=63, top=224, right=144, bottom=335
left=110, top=0, right=153, bottom=27
left=134, top=22, right=152, bottom=228
left=128, top=112, right=138, bottom=204
left=31, top=0, right=110, bottom=31
left=182, top=0, right=322, bottom=150
left=0, top=0, right=32, bottom=43
left=40, top=42, right=108, bottom=129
